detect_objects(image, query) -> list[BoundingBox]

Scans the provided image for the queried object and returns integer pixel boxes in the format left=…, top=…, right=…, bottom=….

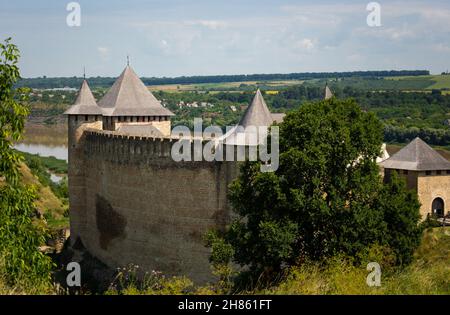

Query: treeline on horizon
left=16, top=70, right=430, bottom=89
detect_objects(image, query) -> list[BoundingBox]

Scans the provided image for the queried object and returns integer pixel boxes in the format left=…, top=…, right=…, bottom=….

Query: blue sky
left=1, top=0, right=449, bottom=77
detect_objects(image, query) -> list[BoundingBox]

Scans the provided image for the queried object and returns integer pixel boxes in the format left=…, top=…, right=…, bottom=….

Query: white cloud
left=114, top=1, right=450, bottom=74
left=298, top=38, right=315, bottom=51
left=97, top=46, right=110, bottom=59
left=185, top=20, right=227, bottom=30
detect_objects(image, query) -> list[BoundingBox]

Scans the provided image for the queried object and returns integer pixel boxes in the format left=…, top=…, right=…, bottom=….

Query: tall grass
left=261, top=227, right=449, bottom=295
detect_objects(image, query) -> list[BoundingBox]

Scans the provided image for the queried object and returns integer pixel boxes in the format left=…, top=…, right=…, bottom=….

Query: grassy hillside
left=260, top=227, right=449, bottom=295
left=386, top=75, right=450, bottom=90
left=428, top=75, right=450, bottom=90
left=19, top=163, right=68, bottom=230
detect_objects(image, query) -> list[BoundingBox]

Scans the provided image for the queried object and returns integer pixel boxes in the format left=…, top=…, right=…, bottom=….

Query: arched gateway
left=432, top=197, right=444, bottom=217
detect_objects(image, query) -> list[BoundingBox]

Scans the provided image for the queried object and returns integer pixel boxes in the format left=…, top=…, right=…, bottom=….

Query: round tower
left=64, top=79, right=103, bottom=244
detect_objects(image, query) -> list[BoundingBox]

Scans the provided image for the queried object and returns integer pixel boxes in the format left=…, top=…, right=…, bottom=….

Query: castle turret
left=239, top=89, right=274, bottom=128
left=324, top=83, right=333, bottom=100
left=98, top=65, right=174, bottom=136
left=380, top=137, right=450, bottom=219
left=221, top=89, right=284, bottom=145
left=65, top=79, right=103, bottom=243
left=65, top=79, right=103, bottom=148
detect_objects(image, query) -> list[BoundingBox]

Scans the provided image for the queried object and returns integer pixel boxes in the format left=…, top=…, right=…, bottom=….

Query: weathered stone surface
left=384, top=168, right=450, bottom=219
left=69, top=127, right=238, bottom=283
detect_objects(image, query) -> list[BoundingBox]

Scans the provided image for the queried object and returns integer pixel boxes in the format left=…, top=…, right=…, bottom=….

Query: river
left=14, top=143, right=68, bottom=161
left=14, top=123, right=68, bottom=183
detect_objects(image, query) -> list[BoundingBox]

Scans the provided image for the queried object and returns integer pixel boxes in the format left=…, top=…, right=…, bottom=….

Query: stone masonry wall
left=71, top=129, right=238, bottom=283
left=383, top=168, right=450, bottom=220
left=68, top=116, right=102, bottom=243
left=417, top=173, right=450, bottom=219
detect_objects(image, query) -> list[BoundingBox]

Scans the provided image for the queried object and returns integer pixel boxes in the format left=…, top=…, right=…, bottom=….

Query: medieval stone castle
left=65, top=66, right=450, bottom=283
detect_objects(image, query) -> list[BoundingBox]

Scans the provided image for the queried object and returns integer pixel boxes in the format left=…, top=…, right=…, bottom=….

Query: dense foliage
left=0, top=38, right=54, bottom=287
left=208, top=98, right=423, bottom=282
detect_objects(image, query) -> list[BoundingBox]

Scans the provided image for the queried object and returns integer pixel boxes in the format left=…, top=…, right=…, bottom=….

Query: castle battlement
left=84, top=129, right=174, bottom=160
left=82, top=127, right=264, bottom=165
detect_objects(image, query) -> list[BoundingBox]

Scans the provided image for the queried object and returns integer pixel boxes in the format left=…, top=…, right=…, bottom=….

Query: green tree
left=375, top=171, right=422, bottom=265
left=0, top=38, right=54, bottom=287
left=209, top=98, right=422, bottom=282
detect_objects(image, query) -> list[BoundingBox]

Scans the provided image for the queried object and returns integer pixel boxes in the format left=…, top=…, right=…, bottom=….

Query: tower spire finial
left=127, top=54, right=130, bottom=67
left=83, top=66, right=86, bottom=80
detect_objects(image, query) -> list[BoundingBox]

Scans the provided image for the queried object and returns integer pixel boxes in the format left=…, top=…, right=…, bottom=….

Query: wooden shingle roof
left=238, top=89, right=274, bottom=128
left=64, top=80, right=102, bottom=115
left=380, top=137, right=450, bottom=171
left=98, top=66, right=174, bottom=117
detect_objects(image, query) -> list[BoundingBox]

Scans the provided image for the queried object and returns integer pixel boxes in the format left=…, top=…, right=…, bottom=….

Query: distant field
left=147, top=80, right=304, bottom=92
left=386, top=75, right=450, bottom=90
left=148, top=75, right=450, bottom=93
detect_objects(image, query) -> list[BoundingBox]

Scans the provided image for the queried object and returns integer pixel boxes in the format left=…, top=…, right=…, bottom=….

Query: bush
left=0, top=184, right=55, bottom=286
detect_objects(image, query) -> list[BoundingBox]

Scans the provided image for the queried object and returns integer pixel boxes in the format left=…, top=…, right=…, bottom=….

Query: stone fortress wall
left=68, top=117, right=239, bottom=283
left=417, top=173, right=450, bottom=219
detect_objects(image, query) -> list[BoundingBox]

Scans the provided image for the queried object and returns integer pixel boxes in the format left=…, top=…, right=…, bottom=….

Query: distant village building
left=380, top=137, right=450, bottom=219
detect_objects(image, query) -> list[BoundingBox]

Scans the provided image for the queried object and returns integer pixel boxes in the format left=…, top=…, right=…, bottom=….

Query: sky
left=0, top=0, right=449, bottom=78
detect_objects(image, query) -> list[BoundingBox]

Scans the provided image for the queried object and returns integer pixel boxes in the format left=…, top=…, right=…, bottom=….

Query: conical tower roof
left=64, top=80, right=102, bottom=115
left=324, top=84, right=333, bottom=100
left=380, top=137, right=450, bottom=171
left=98, top=66, right=174, bottom=117
left=220, top=89, right=274, bottom=146
left=239, top=89, right=273, bottom=128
